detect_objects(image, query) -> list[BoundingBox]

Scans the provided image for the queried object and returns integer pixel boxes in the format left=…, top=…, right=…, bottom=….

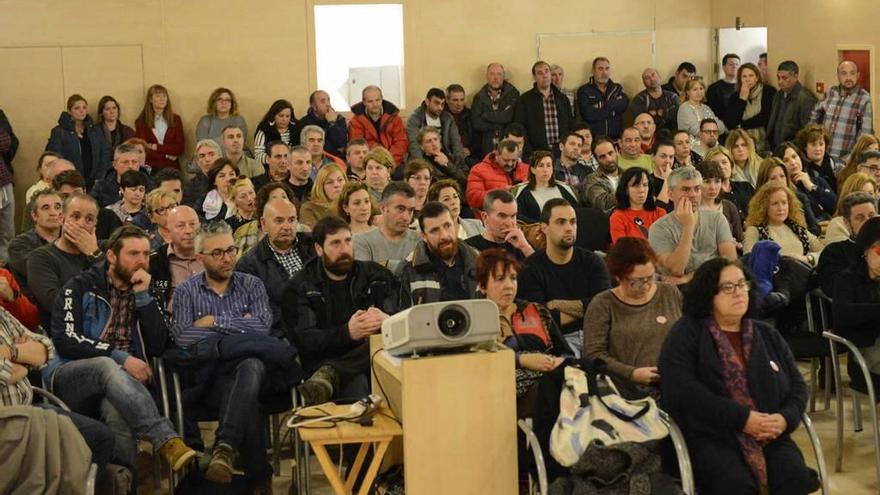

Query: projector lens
left=437, top=306, right=469, bottom=338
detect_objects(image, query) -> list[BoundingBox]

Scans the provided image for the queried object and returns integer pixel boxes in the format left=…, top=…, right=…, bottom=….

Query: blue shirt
left=172, top=271, right=271, bottom=348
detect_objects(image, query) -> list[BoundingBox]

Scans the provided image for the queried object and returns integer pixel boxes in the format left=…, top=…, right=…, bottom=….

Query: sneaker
left=158, top=437, right=197, bottom=472
left=205, top=442, right=236, bottom=484
left=297, top=365, right=339, bottom=406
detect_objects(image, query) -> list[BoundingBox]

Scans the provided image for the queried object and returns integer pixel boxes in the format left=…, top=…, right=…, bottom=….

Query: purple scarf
left=705, top=318, right=768, bottom=491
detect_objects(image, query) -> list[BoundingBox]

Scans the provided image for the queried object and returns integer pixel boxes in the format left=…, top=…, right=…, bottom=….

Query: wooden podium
left=369, top=335, right=518, bottom=494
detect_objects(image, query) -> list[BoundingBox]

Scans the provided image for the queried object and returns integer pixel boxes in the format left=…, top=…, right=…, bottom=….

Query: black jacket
left=515, top=184, right=580, bottom=224
left=767, top=82, right=817, bottom=149
left=90, top=165, right=156, bottom=207
left=659, top=316, right=807, bottom=447
left=292, top=107, right=348, bottom=157
left=514, top=84, right=573, bottom=154
left=282, top=258, right=399, bottom=372
left=183, top=170, right=210, bottom=209
left=817, top=238, right=855, bottom=297
left=725, top=84, right=776, bottom=132
left=149, top=243, right=175, bottom=310
left=236, top=234, right=315, bottom=338
left=472, top=81, right=520, bottom=156
left=833, top=263, right=880, bottom=347
left=45, top=112, right=111, bottom=186
left=0, top=109, right=19, bottom=171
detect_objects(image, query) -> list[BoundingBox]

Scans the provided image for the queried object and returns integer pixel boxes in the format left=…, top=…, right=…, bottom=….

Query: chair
left=31, top=387, right=99, bottom=495
left=574, top=207, right=611, bottom=253
left=518, top=411, right=828, bottom=495
left=804, top=288, right=841, bottom=412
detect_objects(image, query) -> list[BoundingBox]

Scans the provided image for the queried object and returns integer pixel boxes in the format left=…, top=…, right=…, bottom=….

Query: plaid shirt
left=811, top=85, right=874, bottom=160
left=0, top=307, right=55, bottom=406
left=272, top=239, right=305, bottom=278
left=104, top=277, right=134, bottom=353
left=542, top=91, right=560, bottom=148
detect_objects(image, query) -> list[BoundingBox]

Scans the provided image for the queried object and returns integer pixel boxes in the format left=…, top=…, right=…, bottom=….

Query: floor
left=138, top=362, right=880, bottom=495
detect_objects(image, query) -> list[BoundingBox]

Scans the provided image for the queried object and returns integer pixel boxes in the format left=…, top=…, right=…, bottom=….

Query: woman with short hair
left=362, top=146, right=394, bottom=202
left=196, top=87, right=248, bottom=145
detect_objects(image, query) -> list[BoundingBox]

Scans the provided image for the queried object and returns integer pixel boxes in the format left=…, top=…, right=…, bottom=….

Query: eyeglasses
left=203, top=246, right=239, bottom=259
left=626, top=273, right=658, bottom=289
left=151, top=202, right=178, bottom=216
left=718, top=279, right=751, bottom=294
left=859, top=164, right=880, bottom=173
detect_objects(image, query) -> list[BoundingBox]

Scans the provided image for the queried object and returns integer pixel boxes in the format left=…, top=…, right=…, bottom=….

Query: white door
left=716, top=27, right=768, bottom=79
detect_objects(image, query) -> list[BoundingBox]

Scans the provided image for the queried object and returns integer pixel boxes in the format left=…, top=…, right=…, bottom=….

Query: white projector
left=381, top=300, right=500, bottom=357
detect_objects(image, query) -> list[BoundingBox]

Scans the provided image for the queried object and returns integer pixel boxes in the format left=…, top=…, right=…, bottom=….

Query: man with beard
left=399, top=202, right=479, bottom=306
left=466, top=139, right=529, bottom=210
left=694, top=118, right=721, bottom=158
left=582, top=136, right=621, bottom=212
left=466, top=189, right=534, bottom=260
left=9, top=189, right=62, bottom=296
left=406, top=88, right=465, bottom=161
left=172, top=221, right=283, bottom=490
left=518, top=199, right=610, bottom=356
left=46, top=225, right=196, bottom=472
left=811, top=60, right=875, bottom=160
left=554, top=132, right=591, bottom=193
left=149, top=205, right=202, bottom=309
left=237, top=198, right=315, bottom=338
left=283, top=216, right=399, bottom=406
left=353, top=181, right=420, bottom=273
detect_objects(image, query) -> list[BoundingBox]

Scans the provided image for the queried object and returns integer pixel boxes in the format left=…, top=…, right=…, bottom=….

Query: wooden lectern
left=369, top=335, right=518, bottom=494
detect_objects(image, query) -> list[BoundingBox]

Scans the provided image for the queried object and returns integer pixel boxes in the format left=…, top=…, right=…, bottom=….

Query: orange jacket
left=466, top=152, right=529, bottom=210
left=348, top=100, right=409, bottom=164
left=0, top=269, right=40, bottom=331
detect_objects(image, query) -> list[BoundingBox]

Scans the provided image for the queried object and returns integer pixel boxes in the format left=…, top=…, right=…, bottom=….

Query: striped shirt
left=171, top=271, right=271, bottom=348
left=811, top=85, right=874, bottom=160
left=253, top=128, right=292, bottom=165
left=0, top=307, right=55, bottom=406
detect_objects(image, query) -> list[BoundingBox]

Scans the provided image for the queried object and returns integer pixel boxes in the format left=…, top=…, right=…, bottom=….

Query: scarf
left=705, top=318, right=768, bottom=491
left=742, top=83, right=768, bottom=152
left=756, top=220, right=811, bottom=256
left=202, top=189, right=234, bottom=221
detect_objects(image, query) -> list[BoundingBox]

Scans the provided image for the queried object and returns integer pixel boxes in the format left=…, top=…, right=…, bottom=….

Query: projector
left=382, top=300, right=500, bottom=357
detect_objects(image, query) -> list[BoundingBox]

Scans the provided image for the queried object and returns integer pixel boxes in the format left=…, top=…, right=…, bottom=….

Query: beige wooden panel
left=0, top=47, right=64, bottom=229
left=538, top=32, right=655, bottom=99
left=61, top=45, right=145, bottom=126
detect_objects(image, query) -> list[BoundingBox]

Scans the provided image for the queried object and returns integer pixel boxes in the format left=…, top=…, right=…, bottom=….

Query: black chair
left=574, top=207, right=611, bottom=253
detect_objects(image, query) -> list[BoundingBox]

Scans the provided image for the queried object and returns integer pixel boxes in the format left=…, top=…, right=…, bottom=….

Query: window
left=314, top=4, right=405, bottom=112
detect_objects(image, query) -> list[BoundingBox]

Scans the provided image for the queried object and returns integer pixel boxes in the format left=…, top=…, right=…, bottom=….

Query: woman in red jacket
left=135, top=84, right=184, bottom=171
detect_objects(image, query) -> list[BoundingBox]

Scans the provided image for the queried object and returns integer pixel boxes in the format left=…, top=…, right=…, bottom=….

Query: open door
left=716, top=27, right=768, bottom=79
left=839, top=49, right=871, bottom=93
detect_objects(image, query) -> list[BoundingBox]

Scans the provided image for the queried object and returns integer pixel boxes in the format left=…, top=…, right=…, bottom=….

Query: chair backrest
left=574, top=207, right=611, bottom=253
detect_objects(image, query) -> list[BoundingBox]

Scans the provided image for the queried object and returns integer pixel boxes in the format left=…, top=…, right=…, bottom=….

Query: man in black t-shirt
left=517, top=198, right=611, bottom=356
left=287, top=145, right=314, bottom=205
left=465, top=189, right=534, bottom=260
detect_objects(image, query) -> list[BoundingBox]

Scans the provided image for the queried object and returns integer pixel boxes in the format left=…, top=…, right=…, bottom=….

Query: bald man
left=631, top=68, right=679, bottom=131
left=149, top=205, right=202, bottom=308
left=293, top=90, right=348, bottom=157
left=811, top=60, right=875, bottom=160
left=348, top=86, right=408, bottom=164
left=237, top=198, right=315, bottom=337
left=472, top=62, right=521, bottom=157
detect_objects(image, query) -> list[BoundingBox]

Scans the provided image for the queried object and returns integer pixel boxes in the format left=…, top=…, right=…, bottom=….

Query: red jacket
left=0, top=269, right=40, bottom=331
left=466, top=152, right=529, bottom=210
left=135, top=114, right=185, bottom=170
left=348, top=100, right=408, bottom=164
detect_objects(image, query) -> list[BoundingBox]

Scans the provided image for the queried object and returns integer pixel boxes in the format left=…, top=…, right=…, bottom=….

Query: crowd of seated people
left=1, top=52, right=877, bottom=494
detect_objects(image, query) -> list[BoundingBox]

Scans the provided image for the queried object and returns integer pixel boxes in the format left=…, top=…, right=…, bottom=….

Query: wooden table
left=296, top=405, right=402, bottom=495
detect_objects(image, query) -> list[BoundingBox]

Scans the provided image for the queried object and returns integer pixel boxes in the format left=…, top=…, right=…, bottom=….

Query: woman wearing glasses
left=659, top=258, right=816, bottom=495
left=196, top=88, right=248, bottom=145
left=583, top=237, right=681, bottom=399
left=140, top=187, right=178, bottom=250
left=743, top=183, right=823, bottom=265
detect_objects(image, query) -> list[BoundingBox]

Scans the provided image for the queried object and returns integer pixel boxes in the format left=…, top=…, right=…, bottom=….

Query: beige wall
left=0, top=0, right=712, bottom=227
left=711, top=0, right=878, bottom=120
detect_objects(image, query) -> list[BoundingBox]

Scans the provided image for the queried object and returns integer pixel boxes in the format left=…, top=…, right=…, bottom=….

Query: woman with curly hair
left=755, top=157, right=820, bottom=235
left=743, top=183, right=823, bottom=265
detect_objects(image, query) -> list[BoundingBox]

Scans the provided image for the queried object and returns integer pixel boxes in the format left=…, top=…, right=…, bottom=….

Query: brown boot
left=205, top=442, right=236, bottom=484
left=157, top=437, right=197, bottom=472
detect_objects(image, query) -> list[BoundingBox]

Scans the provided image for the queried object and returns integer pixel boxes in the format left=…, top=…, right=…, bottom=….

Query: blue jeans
left=50, top=356, right=178, bottom=466
left=35, top=403, right=115, bottom=468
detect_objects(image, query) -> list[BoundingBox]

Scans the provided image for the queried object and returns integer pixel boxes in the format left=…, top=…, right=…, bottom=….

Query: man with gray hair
left=183, top=138, right=223, bottom=208
left=91, top=143, right=156, bottom=207
left=353, top=181, right=420, bottom=273
left=172, top=220, right=290, bottom=489
left=550, top=64, right=576, bottom=117
left=9, top=189, right=62, bottom=296
left=301, top=124, right=345, bottom=180
left=648, top=166, right=737, bottom=284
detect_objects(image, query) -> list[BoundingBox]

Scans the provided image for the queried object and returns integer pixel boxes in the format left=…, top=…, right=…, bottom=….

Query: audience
left=776, top=141, right=837, bottom=220
left=571, top=123, right=599, bottom=171
left=284, top=216, right=399, bottom=405
left=9, top=189, right=62, bottom=295
left=796, top=123, right=841, bottom=193
left=817, top=191, right=876, bottom=296
left=517, top=199, right=610, bottom=354
left=837, top=134, right=880, bottom=188
left=471, top=63, right=520, bottom=157
left=253, top=99, right=295, bottom=165
left=617, top=127, right=653, bottom=171
left=353, top=181, right=419, bottom=272
left=584, top=237, right=682, bottom=398
left=582, top=136, right=620, bottom=212
left=403, top=159, right=433, bottom=215
left=662, top=61, right=696, bottom=98
left=183, top=138, right=222, bottom=208
left=348, top=85, right=408, bottom=164
left=24, top=151, right=62, bottom=206
left=149, top=205, right=202, bottom=309
left=577, top=57, right=629, bottom=140
left=287, top=145, right=315, bottom=204
left=196, top=88, right=248, bottom=146
left=553, top=131, right=591, bottom=192
left=707, top=53, right=740, bottom=125
left=704, top=146, right=753, bottom=217
left=154, top=167, right=183, bottom=202
left=610, top=167, right=667, bottom=243
left=678, top=78, right=727, bottom=151
left=755, top=156, right=821, bottom=235
left=46, top=94, right=111, bottom=189
left=726, top=129, right=761, bottom=189
left=648, top=139, right=674, bottom=210
left=197, top=158, right=238, bottom=221
left=427, top=179, right=484, bottom=239
left=362, top=146, right=395, bottom=203
left=659, top=258, right=815, bottom=494
left=344, top=139, right=369, bottom=181
left=445, top=84, right=478, bottom=162
left=743, top=183, right=823, bottom=265
left=631, top=68, right=679, bottom=131
left=301, top=125, right=346, bottom=179
left=53, top=169, right=122, bottom=240
left=293, top=90, right=348, bottom=157
left=725, top=62, right=775, bottom=153
left=824, top=173, right=877, bottom=244
left=338, top=181, right=377, bottom=235
left=106, top=170, right=148, bottom=224
left=634, top=112, right=657, bottom=152
left=694, top=118, right=723, bottom=158
left=515, top=61, right=573, bottom=154
left=767, top=60, right=817, bottom=149
left=466, top=139, right=529, bottom=210
left=405, top=88, right=465, bottom=161
left=141, top=187, right=178, bottom=250
left=811, top=60, right=874, bottom=160
left=221, top=125, right=263, bottom=179
left=672, top=129, right=703, bottom=168
left=228, top=177, right=261, bottom=254
left=466, top=189, right=534, bottom=260
left=415, top=126, right=468, bottom=185
left=300, top=163, right=346, bottom=229
left=514, top=150, right=579, bottom=223
left=399, top=202, right=480, bottom=305
left=135, top=84, right=184, bottom=171
left=699, top=160, right=745, bottom=246
left=549, top=64, right=576, bottom=116
left=91, top=143, right=155, bottom=208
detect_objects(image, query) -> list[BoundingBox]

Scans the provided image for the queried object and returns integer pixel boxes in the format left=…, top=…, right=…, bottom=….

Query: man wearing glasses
left=857, top=150, right=880, bottom=182
left=695, top=119, right=721, bottom=158
left=172, top=220, right=281, bottom=489
left=648, top=166, right=737, bottom=286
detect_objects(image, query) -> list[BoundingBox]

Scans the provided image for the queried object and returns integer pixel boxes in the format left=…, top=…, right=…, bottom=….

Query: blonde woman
left=143, top=188, right=179, bottom=250
left=362, top=146, right=394, bottom=202
left=725, top=129, right=761, bottom=188
left=677, top=77, right=727, bottom=148
left=300, top=164, right=346, bottom=229
left=824, top=172, right=878, bottom=245
left=744, top=183, right=823, bottom=265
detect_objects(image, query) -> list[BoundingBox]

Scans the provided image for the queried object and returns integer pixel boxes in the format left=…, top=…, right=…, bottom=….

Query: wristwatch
left=88, top=248, right=103, bottom=262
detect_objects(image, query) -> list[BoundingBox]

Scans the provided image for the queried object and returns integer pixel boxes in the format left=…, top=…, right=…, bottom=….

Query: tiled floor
left=141, top=362, right=880, bottom=494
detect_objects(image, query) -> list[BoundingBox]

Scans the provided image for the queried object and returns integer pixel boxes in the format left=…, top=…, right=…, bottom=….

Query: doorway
left=839, top=49, right=871, bottom=93
left=716, top=27, right=768, bottom=80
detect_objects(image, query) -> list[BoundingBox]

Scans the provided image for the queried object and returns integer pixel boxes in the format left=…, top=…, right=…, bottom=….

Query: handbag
left=550, top=365, right=669, bottom=467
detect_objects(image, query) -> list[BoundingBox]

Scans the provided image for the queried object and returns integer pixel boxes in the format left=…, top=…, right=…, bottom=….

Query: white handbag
left=550, top=365, right=669, bottom=467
